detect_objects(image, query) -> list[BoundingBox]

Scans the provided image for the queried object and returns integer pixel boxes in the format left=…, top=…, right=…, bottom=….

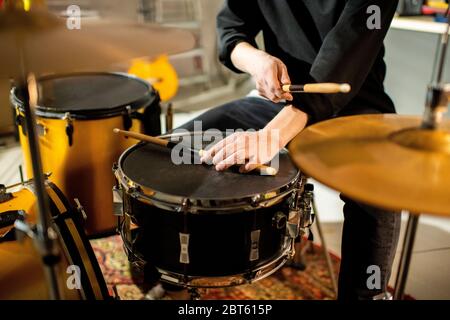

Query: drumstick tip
left=113, top=128, right=121, bottom=134
left=258, top=166, right=278, bottom=176
left=340, top=83, right=351, bottom=93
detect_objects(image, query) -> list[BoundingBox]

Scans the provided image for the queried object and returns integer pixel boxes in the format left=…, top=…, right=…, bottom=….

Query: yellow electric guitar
left=128, top=54, right=179, bottom=102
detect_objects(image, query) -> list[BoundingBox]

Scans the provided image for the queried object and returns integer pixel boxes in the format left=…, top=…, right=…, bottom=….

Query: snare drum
left=0, top=180, right=109, bottom=300
left=11, top=72, right=160, bottom=235
left=114, top=132, right=304, bottom=288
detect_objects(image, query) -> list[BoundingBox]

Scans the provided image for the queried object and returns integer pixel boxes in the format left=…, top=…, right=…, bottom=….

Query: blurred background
left=2, top=0, right=450, bottom=133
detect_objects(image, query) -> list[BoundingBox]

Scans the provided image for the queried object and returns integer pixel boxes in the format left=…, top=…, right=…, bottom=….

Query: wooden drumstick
left=113, top=129, right=278, bottom=176
left=282, top=83, right=351, bottom=94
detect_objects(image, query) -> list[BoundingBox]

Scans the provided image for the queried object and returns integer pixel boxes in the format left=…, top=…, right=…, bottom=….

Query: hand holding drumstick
left=113, top=129, right=279, bottom=176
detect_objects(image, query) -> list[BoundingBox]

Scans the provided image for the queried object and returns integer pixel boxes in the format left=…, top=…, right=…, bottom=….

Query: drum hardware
left=12, top=76, right=61, bottom=299
left=114, top=168, right=298, bottom=213
left=113, top=128, right=279, bottom=176
left=112, top=185, right=124, bottom=217
left=0, top=184, right=13, bottom=203
left=249, top=230, right=261, bottom=261
left=299, top=184, right=315, bottom=230
left=15, top=112, right=47, bottom=137
left=144, top=248, right=293, bottom=289
left=179, top=233, right=190, bottom=264
left=2, top=172, right=52, bottom=192
left=0, top=210, right=24, bottom=228
left=63, top=113, right=74, bottom=147
left=74, top=198, right=87, bottom=221
left=122, top=106, right=133, bottom=132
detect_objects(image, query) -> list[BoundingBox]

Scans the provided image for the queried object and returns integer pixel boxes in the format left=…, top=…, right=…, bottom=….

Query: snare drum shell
left=124, top=194, right=289, bottom=278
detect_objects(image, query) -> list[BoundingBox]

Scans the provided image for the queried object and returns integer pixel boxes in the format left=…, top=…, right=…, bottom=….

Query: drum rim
left=10, top=72, right=156, bottom=120
left=114, top=132, right=301, bottom=213
left=157, top=249, right=291, bottom=288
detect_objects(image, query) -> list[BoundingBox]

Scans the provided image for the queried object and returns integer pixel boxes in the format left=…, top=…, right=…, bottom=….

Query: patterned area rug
left=91, top=235, right=340, bottom=300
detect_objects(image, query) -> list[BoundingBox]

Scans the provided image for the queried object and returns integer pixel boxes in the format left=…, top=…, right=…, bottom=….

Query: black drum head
left=13, top=73, right=156, bottom=118
left=120, top=132, right=299, bottom=200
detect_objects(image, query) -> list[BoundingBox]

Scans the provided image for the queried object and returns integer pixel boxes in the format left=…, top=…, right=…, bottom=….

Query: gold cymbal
left=0, top=7, right=195, bottom=78
left=288, top=114, right=450, bottom=216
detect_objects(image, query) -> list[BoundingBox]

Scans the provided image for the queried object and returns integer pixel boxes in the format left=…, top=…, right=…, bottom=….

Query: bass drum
left=0, top=180, right=110, bottom=300
left=11, top=72, right=161, bottom=235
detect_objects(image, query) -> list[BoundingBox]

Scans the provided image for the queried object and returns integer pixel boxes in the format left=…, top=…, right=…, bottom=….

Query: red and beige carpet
left=91, top=235, right=340, bottom=300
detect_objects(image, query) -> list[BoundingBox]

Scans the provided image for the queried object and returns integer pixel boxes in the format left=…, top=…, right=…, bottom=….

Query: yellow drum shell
left=0, top=185, right=107, bottom=300
left=17, top=112, right=143, bottom=235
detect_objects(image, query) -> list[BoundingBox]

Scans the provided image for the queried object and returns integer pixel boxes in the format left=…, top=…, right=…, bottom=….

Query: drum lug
left=249, top=229, right=261, bottom=261
left=74, top=198, right=87, bottom=221
left=122, top=105, right=133, bottom=131
left=112, top=186, right=123, bottom=217
left=63, top=113, right=74, bottom=146
left=15, top=114, right=47, bottom=137
left=177, top=198, right=190, bottom=213
left=300, top=184, right=315, bottom=230
left=179, top=232, right=190, bottom=264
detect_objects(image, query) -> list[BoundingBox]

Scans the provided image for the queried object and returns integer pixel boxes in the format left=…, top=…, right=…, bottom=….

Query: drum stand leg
left=393, top=213, right=419, bottom=300
left=311, top=198, right=338, bottom=298
left=16, top=80, right=61, bottom=300
left=287, top=197, right=338, bottom=298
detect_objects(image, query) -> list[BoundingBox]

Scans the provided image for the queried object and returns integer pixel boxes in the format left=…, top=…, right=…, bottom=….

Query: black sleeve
left=292, top=0, right=398, bottom=123
left=216, top=0, right=262, bottom=73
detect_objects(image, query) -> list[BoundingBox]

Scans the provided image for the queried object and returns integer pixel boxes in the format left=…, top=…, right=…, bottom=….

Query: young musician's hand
left=199, top=105, right=308, bottom=174
left=248, top=51, right=294, bottom=103
left=199, top=129, right=282, bottom=173
left=231, top=42, right=293, bottom=103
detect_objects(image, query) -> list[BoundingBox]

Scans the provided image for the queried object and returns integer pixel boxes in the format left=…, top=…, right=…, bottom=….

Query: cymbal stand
left=13, top=73, right=61, bottom=300
left=394, top=11, right=450, bottom=300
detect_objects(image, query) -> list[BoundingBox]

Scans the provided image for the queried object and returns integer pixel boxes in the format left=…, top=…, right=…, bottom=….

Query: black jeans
left=177, top=97, right=401, bottom=300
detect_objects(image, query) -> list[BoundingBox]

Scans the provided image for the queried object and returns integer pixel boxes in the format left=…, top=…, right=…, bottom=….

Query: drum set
left=0, top=1, right=449, bottom=301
